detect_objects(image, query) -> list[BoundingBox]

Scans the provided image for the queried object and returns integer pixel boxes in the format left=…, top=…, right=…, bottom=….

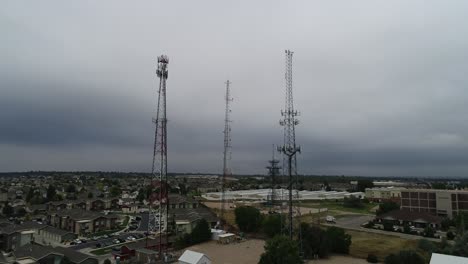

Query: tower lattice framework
left=220, top=80, right=233, bottom=229
left=278, top=50, right=302, bottom=247
left=149, top=55, right=169, bottom=258
left=266, top=145, right=281, bottom=210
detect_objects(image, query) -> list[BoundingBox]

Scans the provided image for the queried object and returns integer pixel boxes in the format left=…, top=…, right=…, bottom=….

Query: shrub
left=326, top=226, right=352, bottom=254
left=376, top=202, right=400, bottom=215
left=383, top=221, right=394, bottom=231
left=367, top=254, right=378, bottom=263
left=447, top=231, right=455, bottom=240
left=262, top=214, right=282, bottom=238
left=424, top=226, right=435, bottom=238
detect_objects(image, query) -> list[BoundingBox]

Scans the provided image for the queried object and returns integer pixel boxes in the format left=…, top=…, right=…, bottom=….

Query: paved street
left=137, top=212, right=149, bottom=232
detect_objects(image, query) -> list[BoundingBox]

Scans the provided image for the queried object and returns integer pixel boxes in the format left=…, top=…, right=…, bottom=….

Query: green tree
left=343, top=196, right=363, bottom=209
left=66, top=184, right=76, bottom=193
left=259, top=235, right=302, bottom=264
left=424, top=226, right=435, bottom=238
left=16, top=208, right=27, bottom=217
left=326, top=226, right=352, bottom=254
left=191, top=219, right=211, bottom=244
left=2, top=202, right=13, bottom=216
left=449, top=233, right=468, bottom=257
left=234, top=206, right=262, bottom=232
left=136, top=188, right=146, bottom=202
left=60, top=256, right=72, bottom=264
left=384, top=250, right=425, bottom=264
left=357, top=180, right=374, bottom=192
left=87, top=192, right=94, bottom=199
left=376, top=201, right=400, bottom=215
left=417, top=239, right=435, bottom=252
left=25, top=188, right=35, bottom=202
left=367, top=254, right=378, bottom=263
left=300, top=223, right=330, bottom=259
left=262, top=214, right=282, bottom=238
left=103, top=259, right=112, bottom=264
left=109, top=186, right=122, bottom=198
left=46, top=185, right=57, bottom=201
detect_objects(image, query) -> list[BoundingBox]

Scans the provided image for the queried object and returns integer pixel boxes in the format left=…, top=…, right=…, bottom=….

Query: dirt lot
left=306, top=255, right=369, bottom=264
left=185, top=239, right=369, bottom=264
left=186, top=239, right=265, bottom=264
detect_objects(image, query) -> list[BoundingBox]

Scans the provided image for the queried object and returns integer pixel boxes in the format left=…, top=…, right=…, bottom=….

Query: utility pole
left=220, top=80, right=233, bottom=229
left=149, top=55, right=169, bottom=259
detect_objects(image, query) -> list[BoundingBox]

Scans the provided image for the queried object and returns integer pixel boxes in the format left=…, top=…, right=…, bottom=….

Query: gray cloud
left=2, top=1, right=468, bottom=177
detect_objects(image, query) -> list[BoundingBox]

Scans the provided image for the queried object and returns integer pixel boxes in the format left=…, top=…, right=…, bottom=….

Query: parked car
left=326, top=215, right=336, bottom=223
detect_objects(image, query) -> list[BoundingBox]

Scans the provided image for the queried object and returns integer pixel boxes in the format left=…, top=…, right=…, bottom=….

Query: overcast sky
left=2, top=1, right=468, bottom=177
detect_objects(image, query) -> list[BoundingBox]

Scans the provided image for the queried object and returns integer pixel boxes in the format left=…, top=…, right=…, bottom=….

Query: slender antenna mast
left=278, top=50, right=302, bottom=243
left=149, top=55, right=169, bottom=259
left=220, top=80, right=233, bottom=229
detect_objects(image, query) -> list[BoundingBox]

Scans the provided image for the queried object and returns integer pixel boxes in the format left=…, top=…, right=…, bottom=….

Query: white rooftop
left=430, top=253, right=468, bottom=264
left=178, top=250, right=209, bottom=264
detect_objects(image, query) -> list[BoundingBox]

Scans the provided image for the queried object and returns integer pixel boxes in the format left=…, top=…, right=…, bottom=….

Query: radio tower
left=278, top=50, right=301, bottom=241
left=266, top=144, right=281, bottom=211
left=149, top=55, right=169, bottom=258
left=220, top=80, right=233, bottom=229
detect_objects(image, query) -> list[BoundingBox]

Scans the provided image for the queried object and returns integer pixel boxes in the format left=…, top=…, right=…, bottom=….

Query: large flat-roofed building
left=365, top=187, right=404, bottom=202
left=401, top=189, right=468, bottom=218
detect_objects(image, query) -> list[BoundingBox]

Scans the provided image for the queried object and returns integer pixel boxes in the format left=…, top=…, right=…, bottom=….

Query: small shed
left=178, top=250, right=211, bottom=264
left=218, top=233, right=236, bottom=244
left=210, top=229, right=225, bottom=241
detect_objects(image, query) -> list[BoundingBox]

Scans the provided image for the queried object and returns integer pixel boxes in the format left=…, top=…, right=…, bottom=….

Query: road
left=137, top=212, right=149, bottom=232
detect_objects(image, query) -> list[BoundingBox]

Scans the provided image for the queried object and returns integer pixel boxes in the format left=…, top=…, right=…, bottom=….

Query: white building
left=430, top=253, right=468, bottom=264
left=202, top=188, right=364, bottom=202
left=178, top=250, right=211, bottom=264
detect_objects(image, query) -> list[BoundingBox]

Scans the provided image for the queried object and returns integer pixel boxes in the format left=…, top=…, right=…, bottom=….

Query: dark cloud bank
left=2, top=1, right=468, bottom=177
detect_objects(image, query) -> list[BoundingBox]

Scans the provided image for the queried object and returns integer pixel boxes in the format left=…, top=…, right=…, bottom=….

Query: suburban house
left=376, top=209, right=442, bottom=229
left=114, top=237, right=171, bottom=261
left=14, top=244, right=99, bottom=264
left=48, top=209, right=118, bottom=235
left=47, top=198, right=120, bottom=212
left=0, top=221, right=43, bottom=251
left=172, top=207, right=218, bottom=235
left=35, top=225, right=77, bottom=246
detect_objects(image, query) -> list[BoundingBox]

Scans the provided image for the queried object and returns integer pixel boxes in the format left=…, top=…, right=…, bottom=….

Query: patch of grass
left=300, top=201, right=375, bottom=215
left=347, top=230, right=419, bottom=260
left=121, top=215, right=130, bottom=226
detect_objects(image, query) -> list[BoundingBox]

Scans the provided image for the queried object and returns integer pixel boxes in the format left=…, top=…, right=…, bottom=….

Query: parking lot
left=332, top=215, right=375, bottom=229
left=70, top=232, right=146, bottom=250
